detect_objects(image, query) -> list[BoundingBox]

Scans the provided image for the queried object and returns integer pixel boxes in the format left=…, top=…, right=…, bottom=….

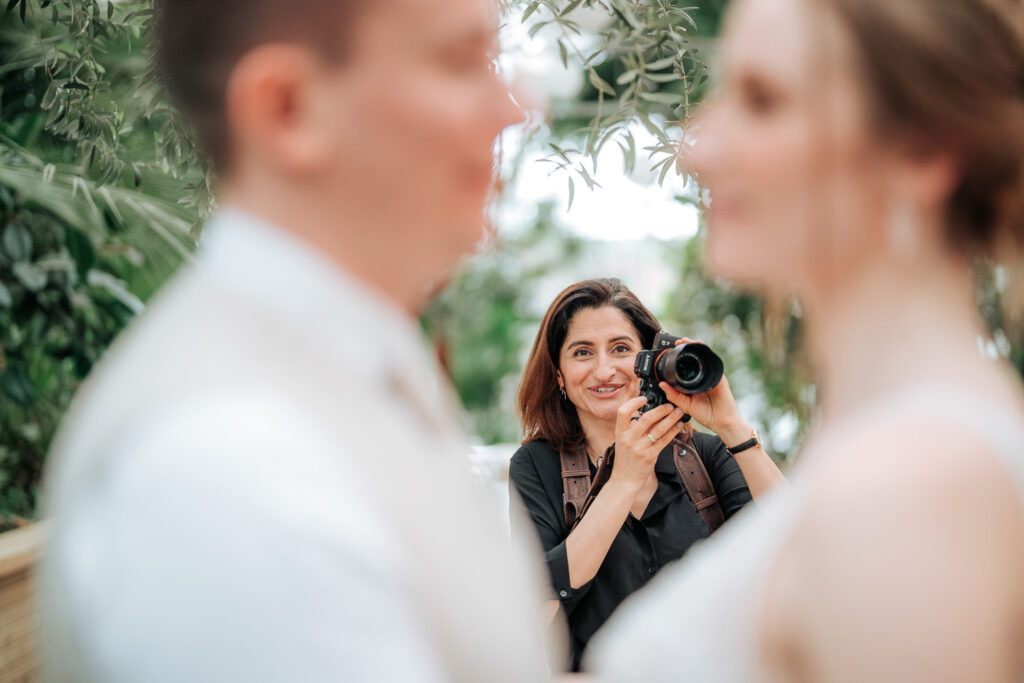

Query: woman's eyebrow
left=566, top=336, right=634, bottom=350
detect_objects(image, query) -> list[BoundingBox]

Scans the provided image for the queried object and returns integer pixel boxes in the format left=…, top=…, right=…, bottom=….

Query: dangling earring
left=886, top=198, right=921, bottom=258
left=559, top=386, right=568, bottom=401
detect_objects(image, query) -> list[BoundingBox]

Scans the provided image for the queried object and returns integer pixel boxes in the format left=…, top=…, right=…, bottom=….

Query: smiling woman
left=509, top=278, right=783, bottom=671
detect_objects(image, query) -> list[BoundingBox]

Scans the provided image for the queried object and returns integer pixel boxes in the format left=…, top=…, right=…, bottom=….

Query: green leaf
left=646, top=56, right=677, bottom=71
left=65, top=227, right=96, bottom=280
left=567, top=176, right=575, bottom=211
left=588, top=70, right=616, bottom=97
left=639, top=91, right=683, bottom=105
left=645, top=72, right=682, bottom=84
left=41, top=82, right=59, bottom=111
left=616, top=70, right=638, bottom=85
left=659, top=155, right=676, bottom=184
left=522, top=0, right=542, bottom=22
left=2, top=223, right=33, bottom=262
left=558, top=40, right=568, bottom=69
left=558, top=0, right=584, bottom=18
left=617, top=133, right=636, bottom=174
left=1, top=365, right=37, bottom=407
left=44, top=104, right=68, bottom=131
left=13, top=262, right=47, bottom=291
left=528, top=20, right=549, bottom=39
left=0, top=282, right=11, bottom=308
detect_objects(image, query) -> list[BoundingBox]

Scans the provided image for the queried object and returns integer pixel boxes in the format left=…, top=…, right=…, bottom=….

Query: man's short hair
left=154, top=0, right=362, bottom=171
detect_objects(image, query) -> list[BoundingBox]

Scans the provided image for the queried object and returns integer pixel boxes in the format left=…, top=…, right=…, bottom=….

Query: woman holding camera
left=509, top=278, right=784, bottom=670
left=587, top=0, right=1024, bottom=680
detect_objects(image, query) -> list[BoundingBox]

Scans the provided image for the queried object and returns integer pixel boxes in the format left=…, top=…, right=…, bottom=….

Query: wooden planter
left=0, top=524, right=44, bottom=683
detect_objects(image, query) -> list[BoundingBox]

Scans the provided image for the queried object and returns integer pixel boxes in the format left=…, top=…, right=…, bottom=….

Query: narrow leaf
left=588, top=69, right=615, bottom=97
left=646, top=56, right=677, bottom=70
left=639, top=91, right=682, bottom=105
left=522, top=0, right=542, bottom=22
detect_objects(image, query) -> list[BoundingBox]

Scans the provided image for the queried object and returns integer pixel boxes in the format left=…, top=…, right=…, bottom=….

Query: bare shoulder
left=763, top=419, right=1024, bottom=682
left=805, top=415, right=1022, bottom=514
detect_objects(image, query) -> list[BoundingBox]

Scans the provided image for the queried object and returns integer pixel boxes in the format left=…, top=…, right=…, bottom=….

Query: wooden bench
left=0, top=525, right=44, bottom=683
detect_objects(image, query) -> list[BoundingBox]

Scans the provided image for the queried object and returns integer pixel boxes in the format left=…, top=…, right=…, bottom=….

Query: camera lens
left=676, top=353, right=704, bottom=386
left=655, top=342, right=724, bottom=395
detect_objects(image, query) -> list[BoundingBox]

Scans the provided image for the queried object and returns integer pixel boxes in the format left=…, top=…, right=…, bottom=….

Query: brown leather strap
left=559, top=447, right=591, bottom=526
left=569, top=445, right=614, bottom=532
left=560, top=440, right=726, bottom=534
left=672, top=439, right=725, bottom=532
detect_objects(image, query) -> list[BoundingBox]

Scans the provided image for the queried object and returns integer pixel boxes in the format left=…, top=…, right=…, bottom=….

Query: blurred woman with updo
left=587, top=0, right=1024, bottom=680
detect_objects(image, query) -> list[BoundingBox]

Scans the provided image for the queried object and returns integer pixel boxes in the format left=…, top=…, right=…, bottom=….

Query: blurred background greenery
left=2, top=0, right=1021, bottom=529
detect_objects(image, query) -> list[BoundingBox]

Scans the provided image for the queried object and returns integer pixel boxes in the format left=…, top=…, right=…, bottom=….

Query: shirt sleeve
left=508, top=445, right=594, bottom=613
left=53, top=391, right=448, bottom=683
left=697, top=433, right=754, bottom=519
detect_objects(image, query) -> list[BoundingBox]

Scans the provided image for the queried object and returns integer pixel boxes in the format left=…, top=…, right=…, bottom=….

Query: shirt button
left=559, top=590, right=569, bottom=598
left=647, top=566, right=656, bottom=575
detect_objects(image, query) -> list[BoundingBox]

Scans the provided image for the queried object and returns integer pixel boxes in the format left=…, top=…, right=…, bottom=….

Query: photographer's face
left=558, top=307, right=643, bottom=427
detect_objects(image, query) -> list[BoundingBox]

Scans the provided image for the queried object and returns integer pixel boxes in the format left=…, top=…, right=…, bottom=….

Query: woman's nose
left=595, top=354, right=617, bottom=380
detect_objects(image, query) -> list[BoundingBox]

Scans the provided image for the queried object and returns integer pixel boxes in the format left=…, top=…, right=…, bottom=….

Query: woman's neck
left=578, top=413, right=617, bottom=463
left=804, top=243, right=997, bottom=424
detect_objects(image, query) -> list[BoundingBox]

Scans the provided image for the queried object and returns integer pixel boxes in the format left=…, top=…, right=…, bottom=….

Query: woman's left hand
left=658, top=337, right=754, bottom=447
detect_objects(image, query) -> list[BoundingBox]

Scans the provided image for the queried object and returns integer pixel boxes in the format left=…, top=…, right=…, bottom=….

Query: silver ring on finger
left=646, top=432, right=657, bottom=444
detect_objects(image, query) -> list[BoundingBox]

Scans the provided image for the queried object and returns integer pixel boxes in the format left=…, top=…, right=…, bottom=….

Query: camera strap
left=559, top=438, right=724, bottom=533
left=672, top=440, right=725, bottom=533
left=560, top=446, right=592, bottom=527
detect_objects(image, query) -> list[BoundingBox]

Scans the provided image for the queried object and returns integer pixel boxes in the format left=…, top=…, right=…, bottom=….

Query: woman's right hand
left=609, top=396, right=684, bottom=489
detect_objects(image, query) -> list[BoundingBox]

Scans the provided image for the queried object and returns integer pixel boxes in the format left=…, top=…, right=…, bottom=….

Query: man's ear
left=224, top=44, right=331, bottom=175
left=894, top=143, right=961, bottom=215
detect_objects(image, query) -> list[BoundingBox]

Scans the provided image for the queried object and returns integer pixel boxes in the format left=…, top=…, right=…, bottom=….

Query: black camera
left=633, top=331, right=724, bottom=416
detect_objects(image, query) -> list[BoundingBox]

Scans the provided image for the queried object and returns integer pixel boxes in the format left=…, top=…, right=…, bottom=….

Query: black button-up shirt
left=509, top=432, right=753, bottom=671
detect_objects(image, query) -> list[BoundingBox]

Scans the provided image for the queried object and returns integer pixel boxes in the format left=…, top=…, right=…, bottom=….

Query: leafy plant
left=0, top=0, right=204, bottom=528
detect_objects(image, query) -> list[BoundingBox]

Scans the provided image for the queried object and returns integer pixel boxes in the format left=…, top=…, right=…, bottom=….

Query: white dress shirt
left=41, top=209, right=551, bottom=682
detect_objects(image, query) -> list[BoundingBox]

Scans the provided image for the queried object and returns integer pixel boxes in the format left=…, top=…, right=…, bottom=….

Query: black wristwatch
left=726, top=428, right=762, bottom=456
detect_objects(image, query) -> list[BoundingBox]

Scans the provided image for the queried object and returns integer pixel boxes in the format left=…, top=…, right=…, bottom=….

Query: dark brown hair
left=154, top=0, right=363, bottom=171
left=818, top=0, right=1024, bottom=252
left=517, top=278, right=692, bottom=453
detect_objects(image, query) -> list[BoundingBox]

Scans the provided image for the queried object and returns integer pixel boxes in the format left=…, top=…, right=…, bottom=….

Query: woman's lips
left=588, top=384, right=624, bottom=398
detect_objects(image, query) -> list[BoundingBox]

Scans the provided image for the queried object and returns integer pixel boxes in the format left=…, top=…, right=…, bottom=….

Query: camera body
left=634, top=331, right=724, bottom=416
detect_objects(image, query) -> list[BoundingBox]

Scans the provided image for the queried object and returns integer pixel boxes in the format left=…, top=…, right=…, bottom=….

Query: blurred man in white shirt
left=40, top=1, right=552, bottom=680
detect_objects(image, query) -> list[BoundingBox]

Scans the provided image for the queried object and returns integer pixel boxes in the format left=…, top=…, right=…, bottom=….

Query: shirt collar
left=194, top=208, right=463, bottom=441
left=654, top=443, right=679, bottom=479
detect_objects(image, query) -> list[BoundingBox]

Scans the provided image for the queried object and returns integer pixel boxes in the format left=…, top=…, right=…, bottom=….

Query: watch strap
left=726, top=430, right=760, bottom=456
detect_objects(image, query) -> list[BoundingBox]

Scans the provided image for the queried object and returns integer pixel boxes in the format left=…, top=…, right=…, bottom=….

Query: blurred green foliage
left=436, top=0, right=1023, bottom=462
left=0, top=0, right=202, bottom=527
left=424, top=205, right=585, bottom=443
left=2, top=0, right=1021, bottom=524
